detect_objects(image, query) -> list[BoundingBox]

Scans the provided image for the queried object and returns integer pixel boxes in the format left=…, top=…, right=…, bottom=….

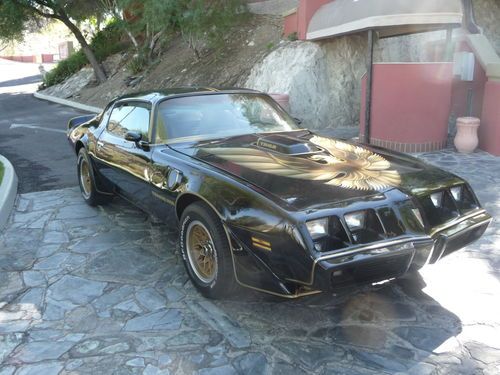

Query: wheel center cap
left=202, top=243, right=212, bottom=256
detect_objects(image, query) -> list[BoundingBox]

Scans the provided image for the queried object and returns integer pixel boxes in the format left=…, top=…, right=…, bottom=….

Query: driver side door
left=95, top=101, right=153, bottom=210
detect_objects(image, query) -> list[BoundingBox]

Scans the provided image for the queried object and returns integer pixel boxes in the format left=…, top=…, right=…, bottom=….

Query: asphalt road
left=0, top=58, right=89, bottom=193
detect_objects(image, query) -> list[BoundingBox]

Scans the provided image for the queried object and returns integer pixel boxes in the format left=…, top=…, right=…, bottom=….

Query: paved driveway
left=0, top=150, right=499, bottom=374
left=0, top=58, right=88, bottom=193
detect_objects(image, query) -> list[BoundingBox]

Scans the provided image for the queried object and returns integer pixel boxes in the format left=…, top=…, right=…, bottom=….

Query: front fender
left=173, top=162, right=318, bottom=297
left=67, top=116, right=98, bottom=151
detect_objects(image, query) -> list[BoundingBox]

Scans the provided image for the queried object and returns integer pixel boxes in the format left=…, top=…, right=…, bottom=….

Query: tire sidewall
left=77, top=149, right=96, bottom=205
left=180, top=204, right=232, bottom=297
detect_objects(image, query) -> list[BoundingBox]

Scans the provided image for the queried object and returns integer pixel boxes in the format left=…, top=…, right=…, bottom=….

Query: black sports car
left=67, top=88, right=491, bottom=299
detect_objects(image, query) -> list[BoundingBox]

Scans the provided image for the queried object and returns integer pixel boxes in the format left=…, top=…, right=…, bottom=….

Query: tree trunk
left=148, top=30, right=163, bottom=60
left=111, top=9, right=139, bottom=51
left=59, top=14, right=107, bottom=83
left=125, top=29, right=139, bottom=50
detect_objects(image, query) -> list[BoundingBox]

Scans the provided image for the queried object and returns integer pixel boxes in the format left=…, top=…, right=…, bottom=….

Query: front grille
left=454, top=185, right=479, bottom=213
left=348, top=209, right=385, bottom=244
left=419, top=190, right=459, bottom=227
left=315, top=184, right=479, bottom=253
left=316, top=206, right=409, bottom=252
left=378, top=207, right=405, bottom=237
left=418, top=185, right=478, bottom=228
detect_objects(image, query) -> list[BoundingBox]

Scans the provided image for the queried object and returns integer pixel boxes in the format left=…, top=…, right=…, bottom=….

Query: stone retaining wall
left=474, top=0, right=500, bottom=56
left=247, top=0, right=500, bottom=132
left=246, top=0, right=298, bottom=15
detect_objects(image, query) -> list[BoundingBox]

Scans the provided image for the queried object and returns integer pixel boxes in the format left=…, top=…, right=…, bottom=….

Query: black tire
left=179, top=202, right=236, bottom=299
left=77, top=148, right=112, bottom=207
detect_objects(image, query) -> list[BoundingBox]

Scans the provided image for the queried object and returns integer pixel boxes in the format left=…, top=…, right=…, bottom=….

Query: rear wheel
left=180, top=202, right=236, bottom=299
left=77, top=148, right=112, bottom=206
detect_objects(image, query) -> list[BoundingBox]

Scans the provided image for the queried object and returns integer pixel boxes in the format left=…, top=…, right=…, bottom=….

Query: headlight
left=450, top=186, right=462, bottom=201
left=411, top=208, right=424, bottom=228
left=306, top=218, right=328, bottom=239
left=344, top=210, right=385, bottom=244
left=430, top=192, right=443, bottom=207
left=344, top=211, right=366, bottom=231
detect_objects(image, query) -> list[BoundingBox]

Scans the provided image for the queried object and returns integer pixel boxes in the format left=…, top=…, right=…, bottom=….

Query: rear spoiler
left=67, top=114, right=97, bottom=130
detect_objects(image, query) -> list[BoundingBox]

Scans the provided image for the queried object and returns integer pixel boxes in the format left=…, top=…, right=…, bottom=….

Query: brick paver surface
left=0, top=150, right=499, bottom=374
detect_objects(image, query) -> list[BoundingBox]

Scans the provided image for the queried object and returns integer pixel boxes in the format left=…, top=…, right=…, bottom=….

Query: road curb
left=33, top=92, right=102, bottom=113
left=0, top=154, right=18, bottom=231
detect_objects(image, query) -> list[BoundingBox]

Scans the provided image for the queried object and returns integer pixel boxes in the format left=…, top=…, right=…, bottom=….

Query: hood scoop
left=256, top=135, right=321, bottom=155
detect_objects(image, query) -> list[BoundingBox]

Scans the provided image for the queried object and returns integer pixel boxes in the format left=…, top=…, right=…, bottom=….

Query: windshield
left=155, top=93, right=299, bottom=143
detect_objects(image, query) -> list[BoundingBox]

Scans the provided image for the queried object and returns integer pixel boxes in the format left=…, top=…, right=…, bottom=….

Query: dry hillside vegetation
left=74, top=15, right=283, bottom=108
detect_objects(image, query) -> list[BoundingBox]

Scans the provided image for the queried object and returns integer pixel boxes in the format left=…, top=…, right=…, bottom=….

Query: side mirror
left=125, top=131, right=150, bottom=151
left=125, top=131, right=142, bottom=143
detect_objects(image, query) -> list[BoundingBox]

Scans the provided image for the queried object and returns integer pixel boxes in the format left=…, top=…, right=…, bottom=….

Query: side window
left=98, top=102, right=114, bottom=127
left=107, top=103, right=150, bottom=141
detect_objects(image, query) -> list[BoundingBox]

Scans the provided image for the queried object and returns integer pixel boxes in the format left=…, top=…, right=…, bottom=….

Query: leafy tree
left=0, top=0, right=107, bottom=82
left=0, top=1, right=26, bottom=46
left=114, top=0, right=246, bottom=63
left=117, top=0, right=179, bottom=60
left=98, top=0, right=139, bottom=50
left=43, top=19, right=128, bottom=86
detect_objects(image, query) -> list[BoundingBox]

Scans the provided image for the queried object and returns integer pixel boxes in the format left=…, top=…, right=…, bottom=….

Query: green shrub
left=0, top=162, right=4, bottom=185
left=91, top=20, right=128, bottom=61
left=43, top=51, right=87, bottom=86
left=178, top=0, right=248, bottom=58
left=127, top=53, right=148, bottom=74
left=43, top=20, right=128, bottom=87
left=287, top=32, right=298, bottom=41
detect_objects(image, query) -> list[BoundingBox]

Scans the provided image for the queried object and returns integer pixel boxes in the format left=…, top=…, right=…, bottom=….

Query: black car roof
left=114, top=87, right=262, bottom=103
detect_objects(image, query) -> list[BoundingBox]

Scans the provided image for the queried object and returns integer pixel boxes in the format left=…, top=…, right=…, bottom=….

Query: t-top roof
left=307, top=0, right=463, bottom=40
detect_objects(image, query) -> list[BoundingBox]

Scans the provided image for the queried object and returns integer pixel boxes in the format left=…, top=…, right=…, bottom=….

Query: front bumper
left=311, top=209, right=492, bottom=291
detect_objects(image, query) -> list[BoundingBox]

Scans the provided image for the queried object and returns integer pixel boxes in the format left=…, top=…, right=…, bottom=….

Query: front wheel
left=179, top=202, right=237, bottom=299
left=77, top=148, right=112, bottom=206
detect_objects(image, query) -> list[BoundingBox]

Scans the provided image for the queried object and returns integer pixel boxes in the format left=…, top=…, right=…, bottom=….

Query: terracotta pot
left=454, top=117, right=480, bottom=153
left=269, top=93, right=290, bottom=112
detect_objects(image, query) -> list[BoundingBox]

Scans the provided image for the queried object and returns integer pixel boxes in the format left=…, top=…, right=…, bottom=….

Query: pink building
left=281, top=0, right=500, bottom=155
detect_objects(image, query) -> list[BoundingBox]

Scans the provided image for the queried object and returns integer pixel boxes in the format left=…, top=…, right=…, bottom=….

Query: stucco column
left=467, top=34, right=500, bottom=156
left=479, top=80, right=500, bottom=156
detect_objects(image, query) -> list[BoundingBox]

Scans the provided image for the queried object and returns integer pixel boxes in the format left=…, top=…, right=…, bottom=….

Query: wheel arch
left=176, top=192, right=223, bottom=221
left=76, top=139, right=114, bottom=196
left=75, top=140, right=85, bottom=155
left=174, top=189, right=317, bottom=299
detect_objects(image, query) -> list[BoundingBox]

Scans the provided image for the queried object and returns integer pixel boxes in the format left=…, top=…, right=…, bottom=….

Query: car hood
left=170, top=131, right=463, bottom=211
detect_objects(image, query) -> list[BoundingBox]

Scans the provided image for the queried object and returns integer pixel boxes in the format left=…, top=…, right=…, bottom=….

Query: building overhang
left=307, top=0, right=464, bottom=40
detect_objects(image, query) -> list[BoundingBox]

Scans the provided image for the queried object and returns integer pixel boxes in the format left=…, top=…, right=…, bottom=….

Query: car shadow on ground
left=155, top=216, right=463, bottom=373
left=214, top=271, right=462, bottom=373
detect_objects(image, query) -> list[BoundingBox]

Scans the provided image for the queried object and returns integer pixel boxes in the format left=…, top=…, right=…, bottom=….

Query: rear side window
left=107, top=103, right=151, bottom=141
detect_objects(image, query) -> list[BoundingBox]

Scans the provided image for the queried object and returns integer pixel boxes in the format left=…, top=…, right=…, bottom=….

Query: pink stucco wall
left=480, top=81, right=500, bottom=156
left=41, top=54, right=54, bottom=63
left=297, top=0, right=331, bottom=40
left=283, top=11, right=298, bottom=37
left=2, top=56, right=36, bottom=63
left=360, top=63, right=454, bottom=147
left=2, top=54, right=55, bottom=63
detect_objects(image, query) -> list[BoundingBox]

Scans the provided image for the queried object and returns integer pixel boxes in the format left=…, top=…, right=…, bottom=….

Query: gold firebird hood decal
left=202, top=135, right=401, bottom=191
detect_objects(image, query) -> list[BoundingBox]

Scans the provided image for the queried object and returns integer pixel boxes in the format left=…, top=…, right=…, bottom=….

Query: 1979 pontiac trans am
left=67, top=88, right=491, bottom=299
